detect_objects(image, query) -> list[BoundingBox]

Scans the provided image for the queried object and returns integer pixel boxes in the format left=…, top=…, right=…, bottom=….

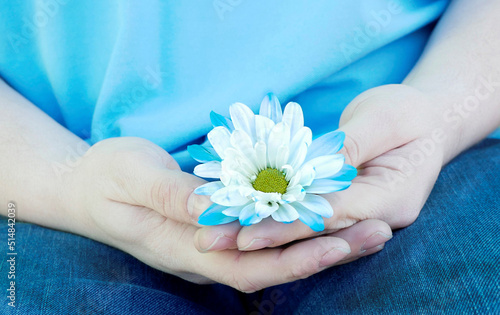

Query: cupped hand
left=196, top=84, right=445, bottom=260
left=61, top=137, right=376, bottom=292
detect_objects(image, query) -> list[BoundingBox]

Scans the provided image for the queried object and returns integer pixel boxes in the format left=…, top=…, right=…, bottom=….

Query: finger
left=141, top=214, right=351, bottom=293
left=193, top=221, right=241, bottom=252
left=325, top=219, right=392, bottom=263
left=336, top=244, right=385, bottom=266
left=338, top=85, right=429, bottom=166
left=235, top=210, right=389, bottom=255
left=235, top=216, right=335, bottom=251
left=191, top=236, right=351, bottom=293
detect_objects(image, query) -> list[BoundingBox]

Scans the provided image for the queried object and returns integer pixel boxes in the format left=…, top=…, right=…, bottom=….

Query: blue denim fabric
left=1, top=139, right=499, bottom=314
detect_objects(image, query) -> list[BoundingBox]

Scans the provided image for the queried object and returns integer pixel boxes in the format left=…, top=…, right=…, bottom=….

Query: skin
left=1, top=0, right=499, bottom=293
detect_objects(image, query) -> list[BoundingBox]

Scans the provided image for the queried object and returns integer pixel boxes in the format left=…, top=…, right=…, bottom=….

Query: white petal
left=288, top=142, right=308, bottom=171
left=221, top=160, right=247, bottom=186
left=305, top=131, right=345, bottom=162
left=222, top=204, right=249, bottom=217
left=305, top=179, right=351, bottom=194
left=305, top=154, right=345, bottom=179
left=282, top=102, right=304, bottom=139
left=238, top=185, right=255, bottom=197
left=255, top=115, right=275, bottom=143
left=210, top=186, right=250, bottom=206
left=194, top=161, right=222, bottom=178
left=275, top=144, right=290, bottom=170
left=254, top=141, right=267, bottom=171
left=298, top=194, right=333, bottom=218
left=259, top=93, right=283, bottom=123
left=230, top=129, right=254, bottom=151
left=207, top=126, right=232, bottom=159
left=194, top=181, right=225, bottom=195
left=251, top=190, right=282, bottom=203
left=282, top=164, right=296, bottom=181
left=230, top=102, right=256, bottom=142
left=255, top=201, right=279, bottom=218
left=282, top=185, right=305, bottom=203
left=230, top=129, right=257, bottom=166
left=223, top=148, right=258, bottom=178
left=239, top=203, right=263, bottom=225
left=288, top=127, right=312, bottom=168
left=271, top=203, right=299, bottom=223
left=298, top=164, right=315, bottom=186
left=267, top=122, right=290, bottom=169
left=287, top=172, right=301, bottom=188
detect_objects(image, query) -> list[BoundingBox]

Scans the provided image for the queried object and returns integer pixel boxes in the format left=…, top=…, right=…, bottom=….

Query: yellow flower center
left=252, top=168, right=289, bottom=194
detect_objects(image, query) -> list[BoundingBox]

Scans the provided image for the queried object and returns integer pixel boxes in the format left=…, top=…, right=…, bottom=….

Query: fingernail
left=360, top=231, right=392, bottom=253
left=200, top=233, right=235, bottom=252
left=239, top=238, right=274, bottom=251
left=319, top=247, right=351, bottom=268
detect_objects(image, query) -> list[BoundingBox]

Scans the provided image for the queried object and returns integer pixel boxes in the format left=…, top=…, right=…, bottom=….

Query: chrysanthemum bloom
left=188, top=94, right=356, bottom=232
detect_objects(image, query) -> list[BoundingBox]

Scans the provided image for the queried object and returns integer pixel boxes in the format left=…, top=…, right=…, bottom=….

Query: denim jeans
left=1, top=139, right=499, bottom=314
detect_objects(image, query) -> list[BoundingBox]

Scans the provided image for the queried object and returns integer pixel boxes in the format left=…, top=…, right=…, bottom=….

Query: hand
left=61, top=137, right=365, bottom=292
left=195, top=84, right=444, bottom=260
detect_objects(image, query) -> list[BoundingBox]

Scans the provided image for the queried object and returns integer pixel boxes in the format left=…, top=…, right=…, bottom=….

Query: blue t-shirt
left=0, top=0, right=454, bottom=170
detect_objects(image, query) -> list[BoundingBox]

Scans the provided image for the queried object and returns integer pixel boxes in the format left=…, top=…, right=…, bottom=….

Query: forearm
left=403, top=0, right=500, bottom=164
left=0, top=79, right=89, bottom=231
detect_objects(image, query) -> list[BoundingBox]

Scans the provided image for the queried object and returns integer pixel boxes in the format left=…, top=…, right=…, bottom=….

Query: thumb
left=338, top=85, right=429, bottom=167
left=109, top=161, right=212, bottom=226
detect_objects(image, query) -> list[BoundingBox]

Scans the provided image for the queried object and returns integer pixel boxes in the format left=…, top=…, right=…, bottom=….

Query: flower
left=188, top=93, right=356, bottom=232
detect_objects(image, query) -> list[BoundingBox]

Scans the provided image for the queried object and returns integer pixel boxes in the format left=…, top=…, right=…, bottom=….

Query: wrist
left=51, top=139, right=96, bottom=236
left=402, top=79, right=499, bottom=166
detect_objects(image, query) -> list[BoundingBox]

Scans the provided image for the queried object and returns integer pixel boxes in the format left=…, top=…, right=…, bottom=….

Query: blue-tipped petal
left=194, top=181, right=225, bottom=195
left=239, top=203, right=263, bottom=226
left=259, top=93, right=283, bottom=123
left=305, top=131, right=345, bottom=162
left=293, top=202, right=325, bottom=232
left=271, top=203, right=299, bottom=223
left=198, top=204, right=238, bottom=225
left=297, top=194, right=333, bottom=218
left=187, top=144, right=221, bottom=163
left=210, top=111, right=234, bottom=130
left=330, top=164, right=358, bottom=181
left=304, top=179, right=351, bottom=194
left=306, top=154, right=345, bottom=179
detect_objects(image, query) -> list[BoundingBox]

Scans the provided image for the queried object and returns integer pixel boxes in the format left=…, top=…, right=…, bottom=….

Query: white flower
left=188, top=94, right=356, bottom=231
